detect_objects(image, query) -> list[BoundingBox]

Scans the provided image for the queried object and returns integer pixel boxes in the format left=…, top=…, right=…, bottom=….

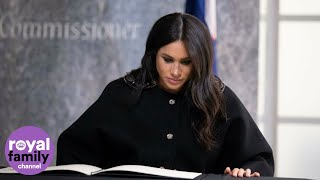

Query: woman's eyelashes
left=163, top=57, right=173, bottom=63
left=162, top=57, right=192, bottom=65
left=181, top=59, right=192, bottom=65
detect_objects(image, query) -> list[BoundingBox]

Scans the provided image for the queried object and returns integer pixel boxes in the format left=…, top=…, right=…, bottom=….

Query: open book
left=0, top=164, right=202, bottom=179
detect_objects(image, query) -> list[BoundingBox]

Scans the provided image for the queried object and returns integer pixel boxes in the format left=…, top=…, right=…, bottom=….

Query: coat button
left=169, top=99, right=175, bottom=105
left=167, top=133, right=173, bottom=140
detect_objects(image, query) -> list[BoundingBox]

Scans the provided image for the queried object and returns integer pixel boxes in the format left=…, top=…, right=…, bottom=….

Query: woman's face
left=156, top=40, right=193, bottom=93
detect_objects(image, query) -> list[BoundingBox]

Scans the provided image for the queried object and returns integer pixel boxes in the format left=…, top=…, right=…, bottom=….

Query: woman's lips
left=166, top=78, right=183, bottom=85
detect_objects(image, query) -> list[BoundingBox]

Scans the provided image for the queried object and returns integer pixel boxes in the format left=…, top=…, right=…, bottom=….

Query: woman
left=57, top=13, right=274, bottom=177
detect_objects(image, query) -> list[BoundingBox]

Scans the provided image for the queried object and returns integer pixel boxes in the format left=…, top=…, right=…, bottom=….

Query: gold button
left=169, top=99, right=175, bottom=105
left=167, top=133, right=173, bottom=140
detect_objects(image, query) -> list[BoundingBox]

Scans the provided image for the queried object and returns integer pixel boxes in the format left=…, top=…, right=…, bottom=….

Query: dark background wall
left=0, top=0, right=259, bottom=166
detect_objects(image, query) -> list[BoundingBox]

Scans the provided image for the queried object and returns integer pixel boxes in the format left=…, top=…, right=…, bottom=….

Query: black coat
left=57, top=75, right=274, bottom=176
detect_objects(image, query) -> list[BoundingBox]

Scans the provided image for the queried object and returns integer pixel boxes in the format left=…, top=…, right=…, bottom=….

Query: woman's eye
left=181, top=60, right=192, bottom=65
left=163, top=58, right=173, bottom=63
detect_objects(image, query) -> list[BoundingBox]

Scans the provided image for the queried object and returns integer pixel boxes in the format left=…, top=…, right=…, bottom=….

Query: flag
left=185, top=0, right=218, bottom=74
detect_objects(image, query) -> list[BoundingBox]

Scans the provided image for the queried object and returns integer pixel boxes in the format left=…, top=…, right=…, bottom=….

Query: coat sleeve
left=219, top=86, right=274, bottom=176
left=56, top=78, right=125, bottom=167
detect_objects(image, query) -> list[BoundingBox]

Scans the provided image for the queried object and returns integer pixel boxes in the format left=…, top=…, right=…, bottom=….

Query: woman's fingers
left=224, top=167, right=231, bottom=174
left=245, top=169, right=251, bottom=177
left=237, top=168, right=245, bottom=177
left=224, top=167, right=260, bottom=177
left=231, top=168, right=240, bottom=177
left=251, top=172, right=261, bottom=177
left=225, top=167, right=260, bottom=177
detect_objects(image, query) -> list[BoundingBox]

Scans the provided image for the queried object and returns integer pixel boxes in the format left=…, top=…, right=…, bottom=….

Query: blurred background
left=0, top=0, right=319, bottom=179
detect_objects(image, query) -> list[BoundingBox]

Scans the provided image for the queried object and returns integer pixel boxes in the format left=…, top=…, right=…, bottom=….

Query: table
left=0, top=173, right=311, bottom=180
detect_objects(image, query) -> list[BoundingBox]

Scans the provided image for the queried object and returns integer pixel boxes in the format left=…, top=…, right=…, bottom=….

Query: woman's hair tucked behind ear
left=130, top=12, right=226, bottom=151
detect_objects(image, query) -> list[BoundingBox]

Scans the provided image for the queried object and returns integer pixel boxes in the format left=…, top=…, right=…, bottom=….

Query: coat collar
left=123, top=71, right=225, bottom=93
left=123, top=72, right=157, bottom=90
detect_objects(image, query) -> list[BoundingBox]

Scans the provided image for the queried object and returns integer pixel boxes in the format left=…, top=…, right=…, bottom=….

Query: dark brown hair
left=131, top=12, right=226, bottom=150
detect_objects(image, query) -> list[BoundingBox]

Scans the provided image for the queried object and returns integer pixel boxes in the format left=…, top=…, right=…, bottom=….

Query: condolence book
left=0, top=164, right=201, bottom=179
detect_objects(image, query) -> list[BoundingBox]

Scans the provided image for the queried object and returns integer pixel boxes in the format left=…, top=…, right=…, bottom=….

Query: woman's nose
left=170, top=64, right=181, bottom=78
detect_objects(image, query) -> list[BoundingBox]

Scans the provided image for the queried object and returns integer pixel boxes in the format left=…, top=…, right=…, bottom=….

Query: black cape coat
left=57, top=74, right=274, bottom=176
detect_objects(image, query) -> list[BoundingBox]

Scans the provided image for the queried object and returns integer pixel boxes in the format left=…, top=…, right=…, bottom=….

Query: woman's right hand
left=224, top=167, right=260, bottom=177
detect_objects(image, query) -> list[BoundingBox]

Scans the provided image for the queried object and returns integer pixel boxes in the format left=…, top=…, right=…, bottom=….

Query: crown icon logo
left=16, top=142, right=25, bottom=148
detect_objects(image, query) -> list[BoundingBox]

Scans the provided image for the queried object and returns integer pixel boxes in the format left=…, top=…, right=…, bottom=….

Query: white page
left=45, top=164, right=102, bottom=175
left=92, top=165, right=202, bottom=179
left=0, top=167, right=17, bottom=174
left=0, top=164, right=101, bottom=176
